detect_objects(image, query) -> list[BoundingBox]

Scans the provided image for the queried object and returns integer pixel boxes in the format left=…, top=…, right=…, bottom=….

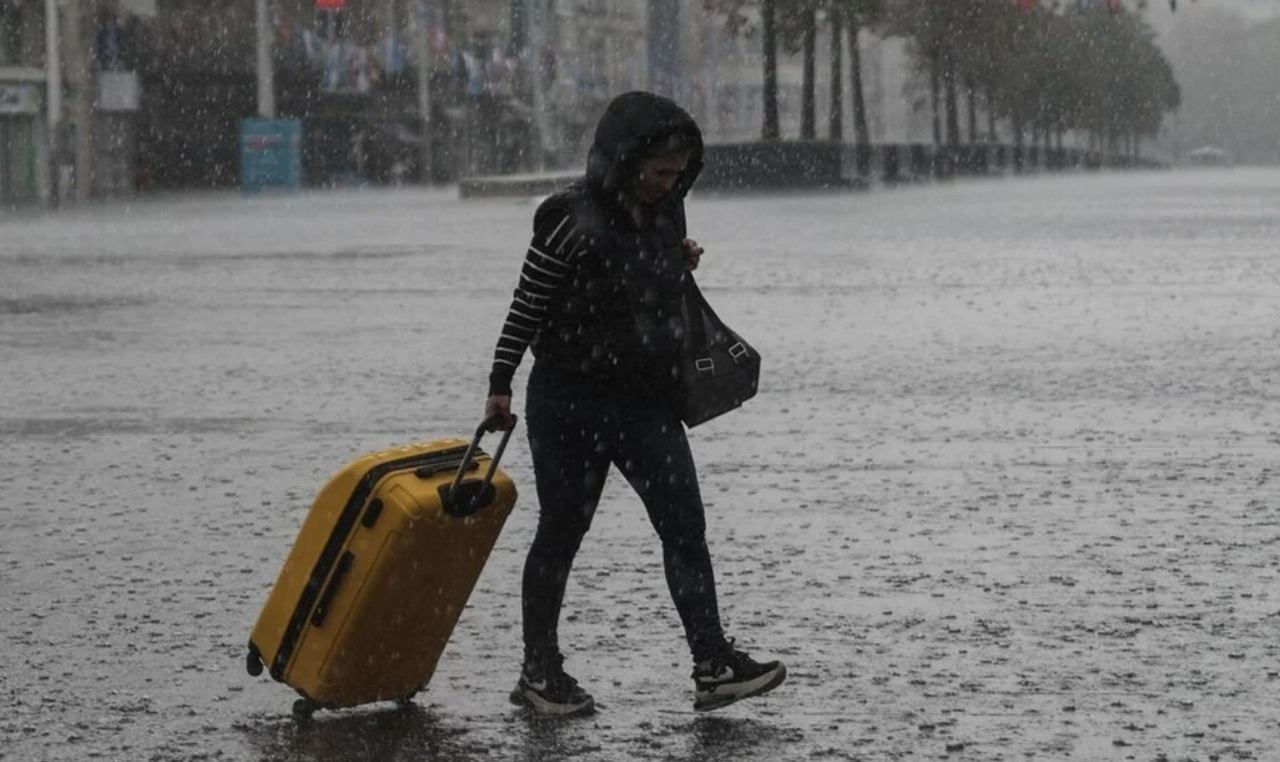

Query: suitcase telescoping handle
left=440, top=415, right=516, bottom=518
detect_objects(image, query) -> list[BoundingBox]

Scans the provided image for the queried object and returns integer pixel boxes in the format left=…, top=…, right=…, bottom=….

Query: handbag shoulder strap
left=684, top=276, right=712, bottom=352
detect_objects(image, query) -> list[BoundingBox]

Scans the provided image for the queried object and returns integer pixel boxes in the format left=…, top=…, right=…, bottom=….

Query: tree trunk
left=762, top=0, right=779, bottom=140
left=801, top=7, right=816, bottom=140
left=850, top=17, right=870, bottom=177
left=929, top=49, right=941, bottom=146
left=943, top=45, right=960, bottom=147
left=829, top=8, right=843, bottom=142
left=851, top=19, right=869, bottom=148
left=966, top=77, right=977, bottom=145
left=986, top=87, right=997, bottom=142
left=1012, top=111, right=1025, bottom=172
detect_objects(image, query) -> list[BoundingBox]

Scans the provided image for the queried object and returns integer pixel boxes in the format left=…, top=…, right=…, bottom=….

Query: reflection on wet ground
left=240, top=706, right=483, bottom=762
left=237, top=706, right=804, bottom=762
left=680, top=716, right=805, bottom=761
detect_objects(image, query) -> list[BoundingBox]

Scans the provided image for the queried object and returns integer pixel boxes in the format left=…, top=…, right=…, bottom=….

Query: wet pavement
left=3, top=170, right=1280, bottom=762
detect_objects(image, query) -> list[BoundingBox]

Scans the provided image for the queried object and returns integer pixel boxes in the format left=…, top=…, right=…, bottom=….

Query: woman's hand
left=682, top=238, right=705, bottom=271
left=484, top=395, right=515, bottom=431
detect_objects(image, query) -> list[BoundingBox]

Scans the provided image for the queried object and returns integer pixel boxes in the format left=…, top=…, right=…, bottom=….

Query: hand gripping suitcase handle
left=441, top=415, right=516, bottom=518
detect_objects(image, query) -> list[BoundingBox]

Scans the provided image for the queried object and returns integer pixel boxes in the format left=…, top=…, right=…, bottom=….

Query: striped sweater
left=488, top=208, right=589, bottom=397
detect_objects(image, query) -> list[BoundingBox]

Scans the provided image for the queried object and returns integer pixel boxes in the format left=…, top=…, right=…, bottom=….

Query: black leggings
left=521, top=362, right=728, bottom=666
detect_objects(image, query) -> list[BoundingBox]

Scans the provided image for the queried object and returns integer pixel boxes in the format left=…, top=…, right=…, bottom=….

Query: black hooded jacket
left=488, top=92, right=704, bottom=400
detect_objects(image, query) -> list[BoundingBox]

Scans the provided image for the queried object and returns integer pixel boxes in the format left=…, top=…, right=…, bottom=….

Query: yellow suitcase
left=246, top=419, right=517, bottom=717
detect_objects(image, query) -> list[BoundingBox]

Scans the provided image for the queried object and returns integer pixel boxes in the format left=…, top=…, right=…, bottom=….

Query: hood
left=584, top=91, right=704, bottom=203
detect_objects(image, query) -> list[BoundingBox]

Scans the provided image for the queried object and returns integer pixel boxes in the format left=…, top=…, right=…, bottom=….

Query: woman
left=485, top=91, right=785, bottom=715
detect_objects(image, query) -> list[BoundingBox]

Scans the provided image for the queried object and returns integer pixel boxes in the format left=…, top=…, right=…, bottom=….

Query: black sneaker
left=509, top=656, right=596, bottom=717
left=692, top=640, right=787, bottom=712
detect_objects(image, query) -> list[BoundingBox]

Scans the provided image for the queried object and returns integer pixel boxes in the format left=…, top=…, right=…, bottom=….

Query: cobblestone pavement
left=3, top=170, right=1279, bottom=762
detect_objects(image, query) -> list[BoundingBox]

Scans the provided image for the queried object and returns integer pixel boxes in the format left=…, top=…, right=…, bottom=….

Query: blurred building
left=0, top=0, right=51, bottom=204
left=4, top=0, right=663, bottom=198
left=541, top=0, right=646, bottom=165
left=133, top=0, right=418, bottom=189
left=8, top=0, right=940, bottom=202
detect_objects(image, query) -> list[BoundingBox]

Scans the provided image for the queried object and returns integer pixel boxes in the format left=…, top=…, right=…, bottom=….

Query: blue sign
left=240, top=118, right=303, bottom=194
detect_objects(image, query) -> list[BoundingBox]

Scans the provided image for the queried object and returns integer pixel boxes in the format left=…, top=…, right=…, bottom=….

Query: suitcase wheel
left=396, top=687, right=422, bottom=707
left=292, top=698, right=319, bottom=720
left=245, top=643, right=264, bottom=677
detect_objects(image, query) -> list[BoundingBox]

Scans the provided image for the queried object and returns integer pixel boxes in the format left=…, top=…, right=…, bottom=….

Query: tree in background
left=761, top=0, right=780, bottom=139
left=829, top=4, right=844, bottom=140
left=801, top=3, right=819, bottom=138
left=703, top=0, right=1178, bottom=159
left=781, top=0, right=886, bottom=147
left=834, top=0, right=885, bottom=173
left=881, top=0, right=949, bottom=144
left=705, top=0, right=781, bottom=139
left=886, top=0, right=1178, bottom=161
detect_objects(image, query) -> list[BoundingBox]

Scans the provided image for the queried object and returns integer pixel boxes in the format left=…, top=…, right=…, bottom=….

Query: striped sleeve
left=488, top=209, right=587, bottom=397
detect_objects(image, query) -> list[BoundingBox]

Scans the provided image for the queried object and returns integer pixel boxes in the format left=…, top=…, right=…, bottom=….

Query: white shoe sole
left=693, top=663, right=787, bottom=712
left=509, top=686, right=597, bottom=717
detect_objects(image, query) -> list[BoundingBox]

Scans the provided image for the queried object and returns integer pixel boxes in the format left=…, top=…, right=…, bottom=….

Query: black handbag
left=677, top=277, right=761, bottom=427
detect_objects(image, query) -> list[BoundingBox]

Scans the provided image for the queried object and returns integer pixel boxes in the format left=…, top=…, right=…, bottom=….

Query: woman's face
left=633, top=151, right=692, bottom=205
